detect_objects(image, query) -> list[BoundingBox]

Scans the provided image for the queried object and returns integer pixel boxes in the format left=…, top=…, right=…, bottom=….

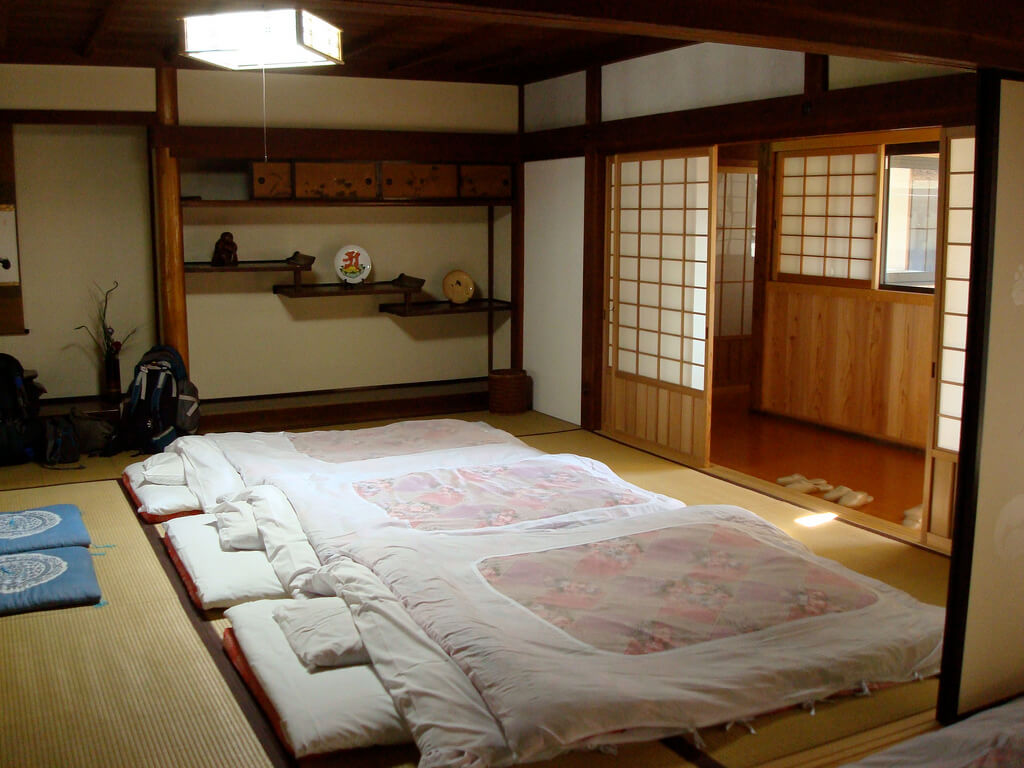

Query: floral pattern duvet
left=318, top=503, right=945, bottom=768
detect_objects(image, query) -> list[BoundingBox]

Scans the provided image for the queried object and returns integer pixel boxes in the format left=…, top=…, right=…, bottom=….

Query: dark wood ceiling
left=0, top=1, right=691, bottom=85
left=2, top=1, right=1017, bottom=85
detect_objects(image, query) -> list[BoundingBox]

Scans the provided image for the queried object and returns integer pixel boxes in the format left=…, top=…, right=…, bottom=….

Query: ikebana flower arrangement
left=75, top=281, right=137, bottom=401
left=75, top=281, right=137, bottom=358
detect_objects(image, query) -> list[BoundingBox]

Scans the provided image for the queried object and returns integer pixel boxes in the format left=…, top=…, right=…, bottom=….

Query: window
left=776, top=148, right=878, bottom=284
left=880, top=142, right=940, bottom=291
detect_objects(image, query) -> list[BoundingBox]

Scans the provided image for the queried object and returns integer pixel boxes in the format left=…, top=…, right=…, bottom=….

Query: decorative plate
left=442, top=269, right=476, bottom=304
left=334, top=245, right=372, bottom=283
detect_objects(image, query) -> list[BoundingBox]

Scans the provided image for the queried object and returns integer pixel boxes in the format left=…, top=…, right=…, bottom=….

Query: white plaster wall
left=0, top=126, right=156, bottom=397
left=178, top=69, right=518, bottom=131
left=0, top=64, right=155, bottom=111
left=828, top=56, right=966, bottom=90
left=958, top=78, right=1024, bottom=714
left=523, top=158, right=584, bottom=424
left=602, top=43, right=804, bottom=122
left=184, top=206, right=499, bottom=398
left=524, top=71, right=586, bottom=132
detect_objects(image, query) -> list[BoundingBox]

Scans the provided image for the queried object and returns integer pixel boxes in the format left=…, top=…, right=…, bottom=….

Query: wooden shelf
left=184, top=259, right=311, bottom=274
left=181, top=197, right=512, bottom=208
left=378, top=298, right=513, bottom=317
left=273, top=280, right=421, bottom=299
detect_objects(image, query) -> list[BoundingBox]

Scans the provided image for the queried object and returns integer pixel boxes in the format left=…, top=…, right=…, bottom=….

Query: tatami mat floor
left=0, top=411, right=949, bottom=768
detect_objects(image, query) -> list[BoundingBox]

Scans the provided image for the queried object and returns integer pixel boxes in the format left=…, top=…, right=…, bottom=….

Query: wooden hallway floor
left=710, top=388, right=926, bottom=526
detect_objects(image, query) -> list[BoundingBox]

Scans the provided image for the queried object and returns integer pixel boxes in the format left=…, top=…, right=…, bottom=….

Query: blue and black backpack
left=122, top=345, right=200, bottom=453
left=0, top=353, right=36, bottom=465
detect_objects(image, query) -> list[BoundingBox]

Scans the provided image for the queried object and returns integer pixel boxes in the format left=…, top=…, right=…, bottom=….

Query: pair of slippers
left=776, top=474, right=874, bottom=509
left=777, top=473, right=833, bottom=494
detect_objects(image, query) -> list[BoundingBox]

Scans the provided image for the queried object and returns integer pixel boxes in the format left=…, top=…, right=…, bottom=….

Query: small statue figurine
left=212, top=231, right=239, bottom=266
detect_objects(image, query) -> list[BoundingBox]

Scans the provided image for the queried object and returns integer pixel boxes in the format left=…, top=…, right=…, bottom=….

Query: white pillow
left=172, top=435, right=246, bottom=510
left=272, top=597, right=369, bottom=669
left=211, top=494, right=262, bottom=551
left=140, top=452, right=186, bottom=485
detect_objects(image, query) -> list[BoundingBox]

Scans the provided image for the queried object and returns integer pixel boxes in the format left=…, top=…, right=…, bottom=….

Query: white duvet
left=124, top=419, right=541, bottom=518
left=281, top=463, right=944, bottom=768
left=131, top=419, right=946, bottom=766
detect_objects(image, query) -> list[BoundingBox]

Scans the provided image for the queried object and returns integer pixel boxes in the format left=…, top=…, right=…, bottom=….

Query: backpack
left=121, top=345, right=200, bottom=453
left=43, top=414, right=81, bottom=467
left=0, top=353, right=37, bottom=465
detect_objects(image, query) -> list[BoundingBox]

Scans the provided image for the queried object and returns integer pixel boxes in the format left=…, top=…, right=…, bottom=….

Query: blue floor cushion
left=0, top=504, right=91, bottom=555
left=0, top=547, right=102, bottom=616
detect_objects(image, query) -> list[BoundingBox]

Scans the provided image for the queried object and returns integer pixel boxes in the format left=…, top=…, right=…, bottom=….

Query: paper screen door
left=603, top=147, right=717, bottom=466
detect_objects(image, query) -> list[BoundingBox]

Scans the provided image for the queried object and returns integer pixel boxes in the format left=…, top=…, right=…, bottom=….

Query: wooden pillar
left=749, top=142, right=774, bottom=411
left=803, top=53, right=829, bottom=98
left=580, top=65, right=605, bottom=430
left=510, top=84, right=525, bottom=370
left=154, top=66, right=189, bottom=367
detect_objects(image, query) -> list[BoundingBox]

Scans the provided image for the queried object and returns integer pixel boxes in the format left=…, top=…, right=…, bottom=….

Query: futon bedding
left=842, top=695, right=1024, bottom=767
left=224, top=599, right=409, bottom=757
left=123, top=419, right=541, bottom=521
left=140, top=418, right=945, bottom=767
left=313, top=503, right=944, bottom=767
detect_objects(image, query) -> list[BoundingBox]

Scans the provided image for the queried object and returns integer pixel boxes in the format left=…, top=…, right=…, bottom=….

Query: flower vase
left=102, top=353, right=122, bottom=404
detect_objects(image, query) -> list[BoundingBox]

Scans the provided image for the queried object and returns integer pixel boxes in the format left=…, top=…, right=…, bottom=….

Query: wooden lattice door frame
left=601, top=146, right=718, bottom=467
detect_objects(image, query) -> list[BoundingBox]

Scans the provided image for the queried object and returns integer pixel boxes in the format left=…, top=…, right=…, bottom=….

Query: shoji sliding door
left=603, top=147, right=717, bottom=466
left=922, top=127, right=975, bottom=549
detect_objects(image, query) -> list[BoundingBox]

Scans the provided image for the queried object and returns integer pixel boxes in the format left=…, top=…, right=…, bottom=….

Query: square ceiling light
left=182, top=9, right=343, bottom=70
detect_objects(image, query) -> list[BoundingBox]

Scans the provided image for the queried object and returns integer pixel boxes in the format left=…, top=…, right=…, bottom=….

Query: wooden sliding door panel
left=921, top=127, right=975, bottom=547
left=603, top=147, right=717, bottom=466
left=761, top=281, right=932, bottom=446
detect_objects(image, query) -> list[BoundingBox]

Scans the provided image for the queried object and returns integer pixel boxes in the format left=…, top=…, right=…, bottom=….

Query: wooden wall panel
left=712, top=335, right=753, bottom=388
left=760, top=281, right=933, bottom=446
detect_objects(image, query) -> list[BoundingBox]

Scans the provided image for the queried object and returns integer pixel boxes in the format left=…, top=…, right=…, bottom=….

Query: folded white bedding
left=326, top=503, right=945, bottom=767
left=124, top=462, right=200, bottom=517
left=137, top=452, right=186, bottom=485
left=226, top=599, right=409, bottom=757
left=249, top=485, right=321, bottom=596
left=272, top=597, right=370, bottom=669
left=210, top=495, right=262, bottom=551
left=171, top=435, right=246, bottom=509
left=163, top=514, right=286, bottom=609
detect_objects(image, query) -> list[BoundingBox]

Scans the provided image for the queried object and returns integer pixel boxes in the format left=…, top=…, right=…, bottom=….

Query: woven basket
left=488, top=368, right=533, bottom=413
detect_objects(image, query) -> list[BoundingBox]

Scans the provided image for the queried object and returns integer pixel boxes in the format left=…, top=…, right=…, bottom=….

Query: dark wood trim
left=748, top=142, right=773, bottom=411
left=804, top=53, right=828, bottom=97
left=200, top=389, right=489, bottom=433
left=0, top=122, right=13, bottom=205
left=937, top=69, right=1001, bottom=725
left=522, top=74, right=976, bottom=161
left=511, top=157, right=525, bottom=370
left=580, top=65, right=604, bottom=430
left=0, top=123, right=25, bottom=335
left=0, top=109, right=156, bottom=126
left=81, top=0, right=129, bottom=59
left=377, top=0, right=1020, bottom=71
left=151, top=124, right=520, bottom=163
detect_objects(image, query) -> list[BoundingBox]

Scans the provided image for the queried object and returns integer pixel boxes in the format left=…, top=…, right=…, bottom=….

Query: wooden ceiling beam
left=81, top=0, right=129, bottom=58
left=386, top=23, right=503, bottom=74
left=345, top=0, right=1020, bottom=71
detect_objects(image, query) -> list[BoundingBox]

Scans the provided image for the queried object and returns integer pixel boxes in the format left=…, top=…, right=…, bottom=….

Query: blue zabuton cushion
left=0, top=546, right=102, bottom=616
left=0, top=504, right=91, bottom=555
